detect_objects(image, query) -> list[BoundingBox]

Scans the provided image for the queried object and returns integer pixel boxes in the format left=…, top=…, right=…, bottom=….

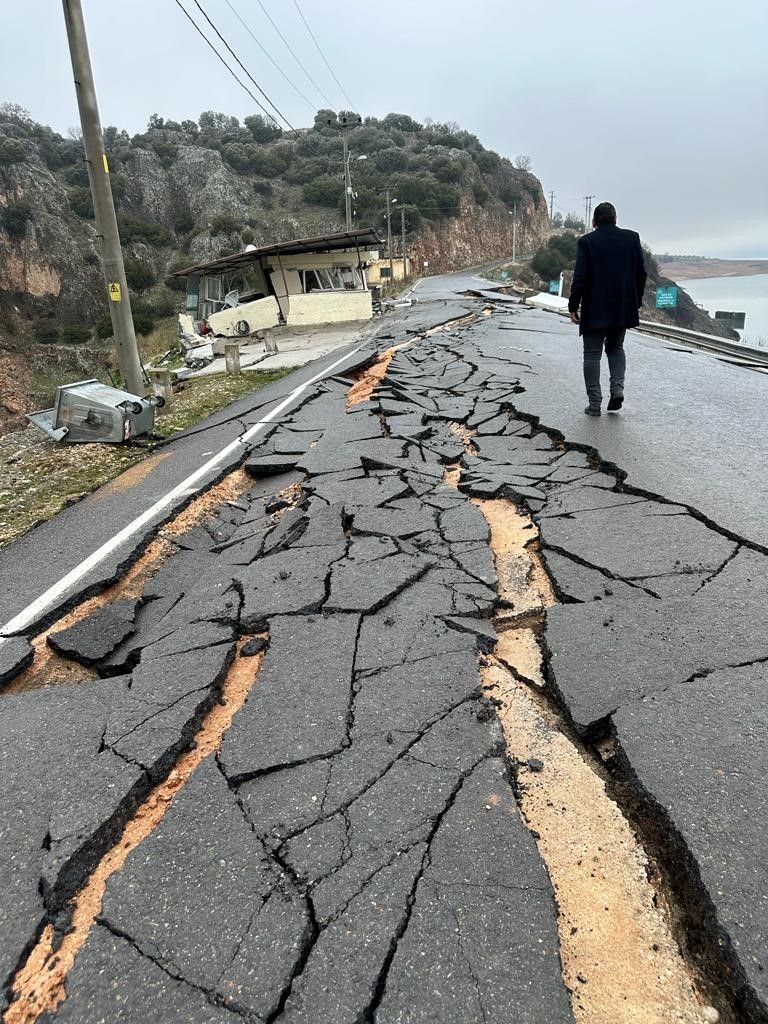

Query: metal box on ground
left=27, top=379, right=159, bottom=443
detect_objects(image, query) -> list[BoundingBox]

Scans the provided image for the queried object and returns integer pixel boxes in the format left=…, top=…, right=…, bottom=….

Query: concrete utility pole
left=512, top=203, right=518, bottom=263
left=62, top=0, right=144, bottom=396
left=401, top=206, right=407, bottom=281
left=548, top=190, right=555, bottom=221
left=584, top=194, right=595, bottom=232
left=329, top=113, right=362, bottom=231
left=380, top=186, right=396, bottom=284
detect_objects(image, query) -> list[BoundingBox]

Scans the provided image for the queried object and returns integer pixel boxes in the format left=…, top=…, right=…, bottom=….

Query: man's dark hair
left=593, top=202, right=617, bottom=226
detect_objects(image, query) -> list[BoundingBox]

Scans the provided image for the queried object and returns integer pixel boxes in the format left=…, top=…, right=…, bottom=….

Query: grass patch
left=0, top=366, right=296, bottom=550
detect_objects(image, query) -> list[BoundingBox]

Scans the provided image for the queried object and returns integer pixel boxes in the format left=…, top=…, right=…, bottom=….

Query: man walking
left=568, top=202, right=647, bottom=415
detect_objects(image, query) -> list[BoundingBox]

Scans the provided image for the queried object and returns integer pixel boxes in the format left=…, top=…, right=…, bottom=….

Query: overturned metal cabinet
left=27, top=379, right=160, bottom=443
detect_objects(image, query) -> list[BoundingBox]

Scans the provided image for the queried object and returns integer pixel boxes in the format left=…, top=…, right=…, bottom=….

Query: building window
left=300, top=266, right=361, bottom=293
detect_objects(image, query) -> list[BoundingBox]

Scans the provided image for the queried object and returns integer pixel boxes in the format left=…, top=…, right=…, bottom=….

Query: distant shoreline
left=658, top=259, right=768, bottom=281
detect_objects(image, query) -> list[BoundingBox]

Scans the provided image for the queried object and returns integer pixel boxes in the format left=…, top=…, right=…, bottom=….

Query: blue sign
left=500, top=270, right=509, bottom=280
left=548, top=279, right=560, bottom=294
left=656, top=286, right=678, bottom=309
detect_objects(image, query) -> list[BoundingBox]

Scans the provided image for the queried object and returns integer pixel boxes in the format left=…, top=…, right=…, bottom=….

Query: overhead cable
left=172, top=0, right=281, bottom=126
left=222, top=0, right=316, bottom=111
left=291, top=0, right=358, bottom=113
left=190, top=0, right=296, bottom=132
left=255, top=0, right=335, bottom=110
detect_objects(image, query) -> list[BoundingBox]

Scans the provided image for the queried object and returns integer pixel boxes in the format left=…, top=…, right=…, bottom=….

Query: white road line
left=0, top=338, right=374, bottom=642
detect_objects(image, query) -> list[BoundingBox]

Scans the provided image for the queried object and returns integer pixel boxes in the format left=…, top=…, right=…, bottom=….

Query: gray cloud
left=2, top=0, right=766, bottom=256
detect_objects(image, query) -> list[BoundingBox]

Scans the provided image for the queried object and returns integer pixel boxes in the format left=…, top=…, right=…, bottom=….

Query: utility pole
left=401, top=206, right=407, bottom=281
left=548, top=190, right=555, bottom=221
left=583, top=194, right=595, bottom=233
left=329, top=112, right=361, bottom=231
left=380, top=186, right=395, bottom=285
left=512, top=203, right=518, bottom=263
left=62, top=0, right=143, bottom=396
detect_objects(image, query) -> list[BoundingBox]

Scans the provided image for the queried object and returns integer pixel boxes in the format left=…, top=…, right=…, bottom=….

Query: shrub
left=173, top=212, right=195, bottom=234
left=33, top=320, right=59, bottom=343
left=1, top=200, right=32, bottom=238
left=60, top=324, right=91, bottom=344
left=244, top=114, right=282, bottom=143
left=148, top=288, right=179, bottom=317
left=476, top=151, right=501, bottom=174
left=209, top=213, right=240, bottom=236
left=241, top=227, right=254, bottom=244
left=63, top=163, right=91, bottom=187
left=376, top=149, right=409, bottom=173
left=165, top=258, right=191, bottom=292
left=253, top=180, right=273, bottom=197
left=151, top=139, right=178, bottom=168
left=548, top=233, right=578, bottom=261
left=431, top=157, right=462, bottom=183
left=123, top=258, right=156, bottom=290
left=0, top=137, right=27, bottom=164
left=95, top=314, right=113, bottom=339
left=472, top=182, right=490, bottom=206
left=131, top=303, right=155, bottom=335
left=303, top=175, right=342, bottom=207
left=117, top=213, right=172, bottom=245
left=68, top=187, right=94, bottom=218
left=531, top=247, right=565, bottom=281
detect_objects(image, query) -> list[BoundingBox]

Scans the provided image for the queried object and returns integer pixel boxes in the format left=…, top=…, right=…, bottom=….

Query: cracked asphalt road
left=0, top=272, right=766, bottom=1023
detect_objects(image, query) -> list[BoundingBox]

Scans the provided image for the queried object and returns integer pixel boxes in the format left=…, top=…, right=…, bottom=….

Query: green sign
left=500, top=270, right=509, bottom=280
left=548, top=279, right=560, bottom=294
left=656, top=286, right=678, bottom=309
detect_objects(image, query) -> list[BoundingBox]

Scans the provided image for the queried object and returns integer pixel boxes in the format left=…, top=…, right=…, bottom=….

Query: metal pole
left=549, top=190, right=555, bottom=220
left=342, top=127, right=352, bottom=231
left=62, top=0, right=143, bottom=396
left=400, top=206, right=406, bottom=281
left=512, top=203, right=518, bottom=263
left=584, top=194, right=594, bottom=232
left=386, top=189, right=393, bottom=284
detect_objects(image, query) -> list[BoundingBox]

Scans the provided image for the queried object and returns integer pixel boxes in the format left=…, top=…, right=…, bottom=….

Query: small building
left=367, top=257, right=410, bottom=286
left=171, top=228, right=382, bottom=337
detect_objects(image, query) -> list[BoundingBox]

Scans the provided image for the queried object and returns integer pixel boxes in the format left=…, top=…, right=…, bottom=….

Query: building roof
left=170, top=228, right=383, bottom=277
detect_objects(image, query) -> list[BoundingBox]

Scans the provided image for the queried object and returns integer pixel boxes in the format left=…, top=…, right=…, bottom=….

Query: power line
left=254, top=0, right=335, bottom=109
left=221, top=0, right=316, bottom=112
left=172, top=0, right=282, bottom=127
left=174, top=0, right=325, bottom=160
left=190, top=0, right=296, bottom=132
left=291, top=0, right=357, bottom=112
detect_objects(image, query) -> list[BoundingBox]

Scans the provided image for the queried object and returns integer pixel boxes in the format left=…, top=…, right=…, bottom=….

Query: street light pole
left=401, top=206, right=407, bottom=281
left=62, top=0, right=144, bottom=395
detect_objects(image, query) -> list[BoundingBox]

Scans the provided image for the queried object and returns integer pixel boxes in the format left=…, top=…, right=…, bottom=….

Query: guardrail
left=635, top=320, right=768, bottom=367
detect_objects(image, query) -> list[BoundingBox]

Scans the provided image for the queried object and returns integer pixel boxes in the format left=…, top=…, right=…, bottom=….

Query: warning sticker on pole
left=108, top=282, right=122, bottom=302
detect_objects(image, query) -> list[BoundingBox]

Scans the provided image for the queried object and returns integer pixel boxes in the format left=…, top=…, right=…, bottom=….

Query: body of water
left=677, top=274, right=768, bottom=346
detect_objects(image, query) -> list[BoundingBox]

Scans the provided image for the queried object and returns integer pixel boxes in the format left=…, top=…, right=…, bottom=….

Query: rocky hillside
left=0, top=105, right=551, bottom=430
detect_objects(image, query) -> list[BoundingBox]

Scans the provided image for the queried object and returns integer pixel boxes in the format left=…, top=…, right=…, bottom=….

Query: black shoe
left=584, top=405, right=601, bottom=416
left=607, top=394, right=624, bottom=411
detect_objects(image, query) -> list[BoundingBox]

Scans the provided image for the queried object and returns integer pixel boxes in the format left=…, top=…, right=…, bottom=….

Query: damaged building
left=171, top=229, right=383, bottom=353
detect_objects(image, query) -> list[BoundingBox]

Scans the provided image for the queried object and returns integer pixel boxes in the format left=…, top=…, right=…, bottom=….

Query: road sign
left=656, top=286, right=678, bottom=309
left=549, top=279, right=560, bottom=294
left=500, top=270, right=509, bottom=280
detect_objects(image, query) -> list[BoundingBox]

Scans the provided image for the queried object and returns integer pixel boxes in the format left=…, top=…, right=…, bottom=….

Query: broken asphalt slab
left=2, top=284, right=767, bottom=1022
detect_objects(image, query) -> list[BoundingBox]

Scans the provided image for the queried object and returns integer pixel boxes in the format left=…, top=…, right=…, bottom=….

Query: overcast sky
left=2, top=0, right=766, bottom=257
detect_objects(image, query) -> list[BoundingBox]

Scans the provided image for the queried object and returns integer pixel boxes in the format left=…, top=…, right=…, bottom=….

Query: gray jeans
left=582, top=328, right=626, bottom=406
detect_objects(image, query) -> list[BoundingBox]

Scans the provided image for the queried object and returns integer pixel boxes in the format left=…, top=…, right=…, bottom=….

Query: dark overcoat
left=568, top=225, right=647, bottom=335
